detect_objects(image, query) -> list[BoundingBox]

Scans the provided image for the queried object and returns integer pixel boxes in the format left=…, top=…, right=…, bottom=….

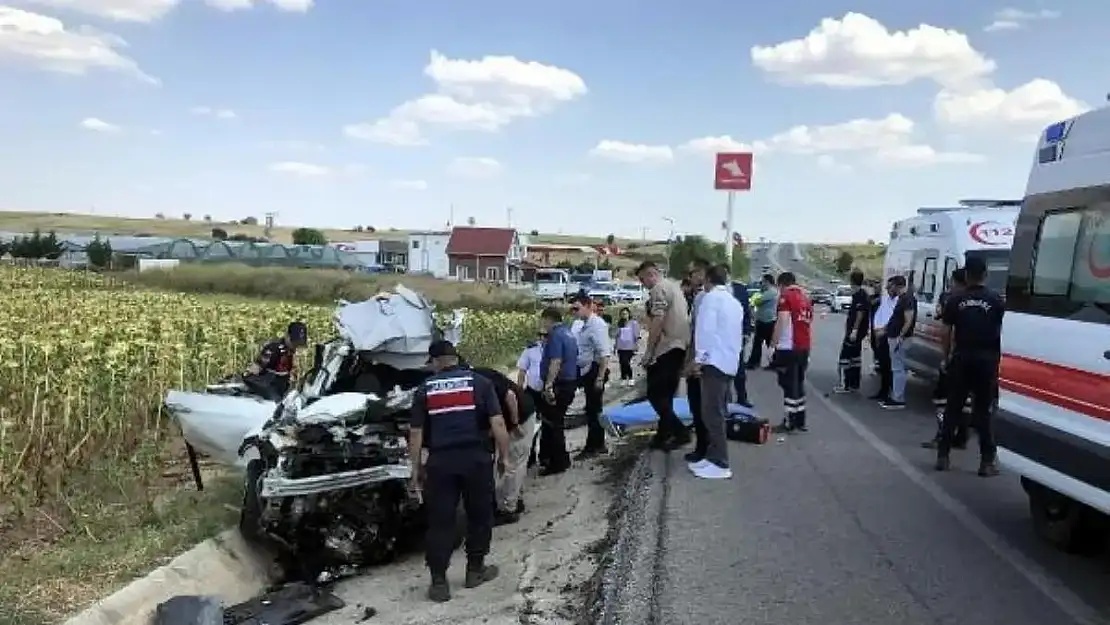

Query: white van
left=995, top=108, right=1110, bottom=553
left=881, top=200, right=1021, bottom=378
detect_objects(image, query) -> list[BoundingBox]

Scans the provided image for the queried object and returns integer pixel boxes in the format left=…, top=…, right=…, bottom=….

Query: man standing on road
left=834, top=270, right=870, bottom=394
left=869, top=280, right=896, bottom=401
left=686, top=264, right=744, bottom=480
left=537, top=307, right=578, bottom=476
left=409, top=341, right=508, bottom=603
left=729, top=278, right=753, bottom=406
left=770, top=272, right=813, bottom=433
left=571, top=293, right=612, bottom=458
left=636, top=261, right=691, bottom=452
left=746, top=274, right=778, bottom=370
left=880, top=276, right=917, bottom=410
left=935, top=256, right=1005, bottom=477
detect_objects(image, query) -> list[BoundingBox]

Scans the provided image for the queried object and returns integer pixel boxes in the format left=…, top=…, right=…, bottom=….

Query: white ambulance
left=996, top=108, right=1110, bottom=553
left=881, top=199, right=1021, bottom=378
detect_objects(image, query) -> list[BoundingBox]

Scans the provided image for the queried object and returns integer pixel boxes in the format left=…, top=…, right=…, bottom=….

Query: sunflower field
left=0, top=266, right=536, bottom=517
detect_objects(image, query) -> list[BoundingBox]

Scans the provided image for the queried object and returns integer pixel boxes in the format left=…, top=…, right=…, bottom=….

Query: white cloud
left=750, top=12, right=995, bottom=89
left=934, top=78, right=1090, bottom=134
left=447, top=156, right=503, bottom=179
left=191, top=106, right=236, bottom=120
left=0, top=6, right=158, bottom=83
left=874, top=144, right=985, bottom=166
left=268, top=161, right=331, bottom=177
left=345, top=50, right=587, bottom=146
left=80, top=117, right=120, bottom=132
left=390, top=179, right=428, bottom=191
left=677, top=135, right=755, bottom=156
left=204, top=0, right=313, bottom=12
left=984, top=8, right=1060, bottom=32
left=589, top=140, right=674, bottom=164
left=20, top=0, right=179, bottom=22
left=681, top=113, right=982, bottom=168
left=761, top=113, right=913, bottom=154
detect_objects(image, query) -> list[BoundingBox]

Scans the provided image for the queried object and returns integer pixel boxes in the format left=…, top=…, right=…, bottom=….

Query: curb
left=62, top=529, right=273, bottom=625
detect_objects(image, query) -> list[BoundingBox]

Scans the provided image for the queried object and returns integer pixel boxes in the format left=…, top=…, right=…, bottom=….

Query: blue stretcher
left=601, top=397, right=759, bottom=437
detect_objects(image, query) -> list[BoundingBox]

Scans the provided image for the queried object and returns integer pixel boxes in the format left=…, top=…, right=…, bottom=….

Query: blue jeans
left=889, top=338, right=909, bottom=402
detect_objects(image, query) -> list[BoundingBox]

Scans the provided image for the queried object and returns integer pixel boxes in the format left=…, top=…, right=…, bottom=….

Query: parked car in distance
left=809, top=287, right=833, bottom=307
left=617, top=281, right=646, bottom=303
left=587, top=281, right=621, bottom=305
left=833, top=285, right=853, bottom=312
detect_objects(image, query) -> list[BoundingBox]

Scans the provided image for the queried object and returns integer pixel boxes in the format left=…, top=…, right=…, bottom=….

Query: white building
left=407, top=230, right=450, bottom=278
left=334, top=240, right=380, bottom=267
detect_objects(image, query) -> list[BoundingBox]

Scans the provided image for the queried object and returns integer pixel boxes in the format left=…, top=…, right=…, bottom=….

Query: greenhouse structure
left=13, top=234, right=366, bottom=270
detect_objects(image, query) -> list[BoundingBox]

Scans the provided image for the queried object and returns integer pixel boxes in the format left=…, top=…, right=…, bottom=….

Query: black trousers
left=747, top=321, right=775, bottom=366
left=646, top=348, right=688, bottom=443
left=938, top=351, right=1000, bottom=460
left=538, top=380, right=576, bottom=471
left=931, top=370, right=970, bottom=443
left=579, top=362, right=608, bottom=451
left=733, top=354, right=750, bottom=405
left=873, top=335, right=892, bottom=398
left=773, top=349, right=809, bottom=428
left=687, top=375, right=704, bottom=455
left=838, top=336, right=864, bottom=390
left=617, top=350, right=635, bottom=379
left=424, top=448, right=494, bottom=576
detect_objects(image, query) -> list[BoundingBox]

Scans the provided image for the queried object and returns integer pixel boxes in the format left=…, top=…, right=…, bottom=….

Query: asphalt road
left=602, top=247, right=1110, bottom=625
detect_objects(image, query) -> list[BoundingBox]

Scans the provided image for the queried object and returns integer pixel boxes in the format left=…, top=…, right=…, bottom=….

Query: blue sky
left=0, top=0, right=1101, bottom=243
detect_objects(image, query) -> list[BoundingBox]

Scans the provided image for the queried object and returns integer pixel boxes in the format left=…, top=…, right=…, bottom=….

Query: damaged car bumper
left=260, top=463, right=412, bottom=498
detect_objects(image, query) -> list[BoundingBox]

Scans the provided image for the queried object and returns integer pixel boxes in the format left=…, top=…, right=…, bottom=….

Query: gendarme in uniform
left=409, top=340, right=506, bottom=602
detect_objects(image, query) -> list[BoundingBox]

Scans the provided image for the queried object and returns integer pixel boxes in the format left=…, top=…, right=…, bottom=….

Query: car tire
left=239, top=459, right=265, bottom=543
left=1028, top=483, right=1107, bottom=555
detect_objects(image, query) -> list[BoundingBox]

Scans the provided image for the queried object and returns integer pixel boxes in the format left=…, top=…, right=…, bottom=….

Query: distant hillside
left=0, top=210, right=645, bottom=247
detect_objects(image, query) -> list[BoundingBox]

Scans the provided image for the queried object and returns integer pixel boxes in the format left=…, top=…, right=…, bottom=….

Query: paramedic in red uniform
left=770, top=272, right=813, bottom=433
left=934, top=256, right=1005, bottom=477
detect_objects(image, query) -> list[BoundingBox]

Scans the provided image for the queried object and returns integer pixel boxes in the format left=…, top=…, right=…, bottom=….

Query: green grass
left=805, top=243, right=886, bottom=279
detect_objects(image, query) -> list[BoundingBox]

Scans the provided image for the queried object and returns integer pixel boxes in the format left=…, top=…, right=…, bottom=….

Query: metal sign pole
left=725, top=191, right=736, bottom=266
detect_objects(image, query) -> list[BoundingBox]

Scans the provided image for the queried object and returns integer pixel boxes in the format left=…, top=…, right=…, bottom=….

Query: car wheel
left=239, top=459, right=265, bottom=543
left=1028, top=484, right=1107, bottom=555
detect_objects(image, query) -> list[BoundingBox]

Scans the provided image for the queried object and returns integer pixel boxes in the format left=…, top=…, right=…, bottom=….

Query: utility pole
left=263, top=212, right=277, bottom=240
left=662, top=217, right=675, bottom=276
left=640, top=226, right=648, bottom=242
left=506, top=206, right=514, bottom=228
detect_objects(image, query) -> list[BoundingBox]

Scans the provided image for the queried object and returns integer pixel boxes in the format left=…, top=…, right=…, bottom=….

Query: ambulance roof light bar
left=916, top=199, right=1021, bottom=215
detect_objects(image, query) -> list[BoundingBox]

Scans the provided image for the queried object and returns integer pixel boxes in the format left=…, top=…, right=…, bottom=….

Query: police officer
left=244, top=321, right=307, bottom=399
left=934, top=256, right=1005, bottom=477
left=409, top=340, right=511, bottom=603
left=834, top=270, right=870, bottom=394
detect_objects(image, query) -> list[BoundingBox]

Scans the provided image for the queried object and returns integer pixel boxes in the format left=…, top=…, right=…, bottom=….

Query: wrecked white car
left=164, top=286, right=467, bottom=583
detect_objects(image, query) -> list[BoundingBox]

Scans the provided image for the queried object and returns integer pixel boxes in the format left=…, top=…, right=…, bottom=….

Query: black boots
left=465, top=560, right=500, bottom=589
left=428, top=574, right=450, bottom=603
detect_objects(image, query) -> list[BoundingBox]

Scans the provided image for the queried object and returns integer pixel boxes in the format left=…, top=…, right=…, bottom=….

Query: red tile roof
left=446, top=227, right=516, bottom=256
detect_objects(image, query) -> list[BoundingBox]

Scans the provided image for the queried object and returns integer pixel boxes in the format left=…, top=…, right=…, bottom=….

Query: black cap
left=428, top=339, right=458, bottom=358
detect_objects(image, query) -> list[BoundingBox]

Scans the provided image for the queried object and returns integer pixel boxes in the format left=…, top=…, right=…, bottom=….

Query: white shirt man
left=688, top=278, right=745, bottom=480
left=516, top=342, right=544, bottom=392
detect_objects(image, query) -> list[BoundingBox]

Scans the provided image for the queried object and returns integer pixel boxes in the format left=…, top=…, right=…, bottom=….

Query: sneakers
left=691, top=461, right=732, bottom=480
left=493, top=509, right=520, bottom=526
left=465, top=563, right=500, bottom=589
left=879, top=400, right=906, bottom=410
left=832, top=385, right=855, bottom=394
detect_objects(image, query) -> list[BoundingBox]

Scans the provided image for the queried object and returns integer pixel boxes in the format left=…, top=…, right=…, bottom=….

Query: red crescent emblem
left=1086, top=227, right=1110, bottom=279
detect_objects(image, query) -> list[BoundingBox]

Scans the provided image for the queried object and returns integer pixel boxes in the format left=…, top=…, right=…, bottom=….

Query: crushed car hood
left=165, top=390, right=275, bottom=468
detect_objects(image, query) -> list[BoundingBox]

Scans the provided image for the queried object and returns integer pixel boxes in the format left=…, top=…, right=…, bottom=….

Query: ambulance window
left=1031, top=210, right=1082, bottom=296
left=1070, top=203, right=1110, bottom=307
left=943, top=257, right=958, bottom=292
left=920, top=257, right=938, bottom=302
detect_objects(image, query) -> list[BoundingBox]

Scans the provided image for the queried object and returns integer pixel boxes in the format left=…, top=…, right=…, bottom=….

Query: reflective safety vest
left=423, top=369, right=486, bottom=451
